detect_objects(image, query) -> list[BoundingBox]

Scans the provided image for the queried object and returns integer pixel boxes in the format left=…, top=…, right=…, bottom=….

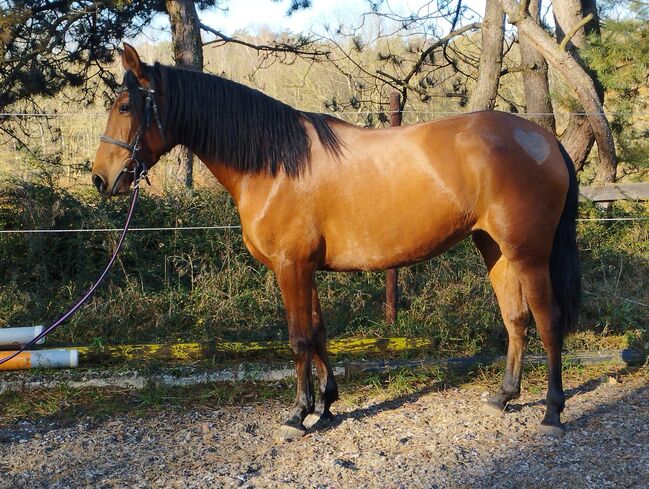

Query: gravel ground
left=1, top=370, right=647, bottom=488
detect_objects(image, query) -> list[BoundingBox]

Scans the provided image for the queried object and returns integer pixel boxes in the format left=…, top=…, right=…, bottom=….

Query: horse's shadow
left=308, top=383, right=443, bottom=431
left=307, top=367, right=635, bottom=434
left=503, top=369, right=618, bottom=413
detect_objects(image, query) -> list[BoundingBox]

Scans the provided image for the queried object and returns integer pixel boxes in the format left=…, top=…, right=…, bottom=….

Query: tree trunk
left=553, top=0, right=614, bottom=180
left=470, top=0, right=505, bottom=111
left=165, top=0, right=204, bottom=189
left=519, top=0, right=555, bottom=132
left=560, top=113, right=595, bottom=171
left=498, top=0, right=617, bottom=182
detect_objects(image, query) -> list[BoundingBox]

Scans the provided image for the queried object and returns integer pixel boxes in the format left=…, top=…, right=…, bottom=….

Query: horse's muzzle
left=92, top=172, right=131, bottom=197
left=92, top=173, right=107, bottom=194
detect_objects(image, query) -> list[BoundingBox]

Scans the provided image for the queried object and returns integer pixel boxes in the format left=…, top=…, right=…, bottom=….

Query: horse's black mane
left=124, top=63, right=341, bottom=177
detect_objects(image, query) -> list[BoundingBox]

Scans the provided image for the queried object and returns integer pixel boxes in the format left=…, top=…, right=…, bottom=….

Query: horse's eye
left=119, top=103, right=130, bottom=114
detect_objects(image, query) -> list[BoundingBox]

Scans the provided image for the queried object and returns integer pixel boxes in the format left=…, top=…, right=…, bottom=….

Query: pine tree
left=584, top=1, right=649, bottom=178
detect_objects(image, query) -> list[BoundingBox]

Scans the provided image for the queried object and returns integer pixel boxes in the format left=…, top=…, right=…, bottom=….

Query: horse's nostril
left=92, top=174, right=106, bottom=193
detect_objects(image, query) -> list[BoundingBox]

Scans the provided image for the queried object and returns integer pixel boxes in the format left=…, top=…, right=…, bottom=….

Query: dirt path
left=1, top=370, right=648, bottom=488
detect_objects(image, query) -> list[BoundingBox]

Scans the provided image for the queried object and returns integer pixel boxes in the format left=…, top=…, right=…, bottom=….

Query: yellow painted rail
left=74, top=337, right=437, bottom=364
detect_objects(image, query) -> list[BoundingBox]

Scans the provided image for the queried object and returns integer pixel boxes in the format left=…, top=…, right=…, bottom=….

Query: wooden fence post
left=386, top=91, right=402, bottom=325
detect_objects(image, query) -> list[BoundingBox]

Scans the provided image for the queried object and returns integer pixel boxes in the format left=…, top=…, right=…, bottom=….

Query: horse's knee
left=288, top=336, right=312, bottom=357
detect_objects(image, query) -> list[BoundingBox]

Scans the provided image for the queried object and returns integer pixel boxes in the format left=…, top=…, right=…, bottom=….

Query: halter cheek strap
left=99, top=85, right=163, bottom=192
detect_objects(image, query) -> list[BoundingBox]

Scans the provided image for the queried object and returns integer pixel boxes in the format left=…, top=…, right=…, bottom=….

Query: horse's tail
left=550, top=143, right=581, bottom=333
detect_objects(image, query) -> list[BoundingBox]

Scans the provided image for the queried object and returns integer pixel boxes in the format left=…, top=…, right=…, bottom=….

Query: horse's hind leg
left=274, top=263, right=316, bottom=442
left=474, top=233, right=531, bottom=415
left=516, top=263, right=566, bottom=436
left=309, top=285, right=339, bottom=423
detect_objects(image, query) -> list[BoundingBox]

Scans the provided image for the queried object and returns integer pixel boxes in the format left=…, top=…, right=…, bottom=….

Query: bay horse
left=92, top=44, right=580, bottom=441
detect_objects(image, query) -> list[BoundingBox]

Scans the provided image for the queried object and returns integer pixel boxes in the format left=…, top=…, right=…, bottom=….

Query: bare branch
left=402, top=22, right=482, bottom=85
left=517, top=0, right=531, bottom=21
left=559, top=13, right=594, bottom=51
left=200, top=23, right=330, bottom=58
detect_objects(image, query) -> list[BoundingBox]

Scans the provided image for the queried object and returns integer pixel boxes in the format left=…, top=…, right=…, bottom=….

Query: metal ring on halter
left=133, top=165, right=149, bottom=190
left=121, top=157, right=138, bottom=173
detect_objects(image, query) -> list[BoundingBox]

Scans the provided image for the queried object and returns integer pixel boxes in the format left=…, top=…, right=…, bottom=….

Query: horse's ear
left=121, top=43, right=148, bottom=84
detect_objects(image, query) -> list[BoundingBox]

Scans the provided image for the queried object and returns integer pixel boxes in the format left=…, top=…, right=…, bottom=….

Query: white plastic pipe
left=0, top=349, right=78, bottom=370
left=32, top=349, right=78, bottom=368
left=0, top=326, right=45, bottom=346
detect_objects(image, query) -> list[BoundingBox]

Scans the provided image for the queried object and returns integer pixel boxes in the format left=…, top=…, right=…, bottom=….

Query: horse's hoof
left=482, top=401, right=505, bottom=417
left=537, top=423, right=565, bottom=437
left=274, top=423, right=307, bottom=442
left=305, top=408, right=335, bottom=429
left=318, top=409, right=335, bottom=422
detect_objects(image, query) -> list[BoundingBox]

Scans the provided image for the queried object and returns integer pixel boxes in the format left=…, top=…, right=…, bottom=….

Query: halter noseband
left=99, top=85, right=164, bottom=194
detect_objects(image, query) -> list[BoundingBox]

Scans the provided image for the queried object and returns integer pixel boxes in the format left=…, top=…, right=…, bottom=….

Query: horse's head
left=92, top=43, right=166, bottom=196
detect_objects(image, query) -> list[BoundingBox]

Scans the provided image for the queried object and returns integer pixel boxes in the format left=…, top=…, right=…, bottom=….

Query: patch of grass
left=564, top=330, right=634, bottom=351
left=1, top=384, right=131, bottom=425
left=0, top=379, right=294, bottom=428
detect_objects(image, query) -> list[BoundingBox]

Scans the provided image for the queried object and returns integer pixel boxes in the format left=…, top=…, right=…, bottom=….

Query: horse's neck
left=200, top=156, right=246, bottom=203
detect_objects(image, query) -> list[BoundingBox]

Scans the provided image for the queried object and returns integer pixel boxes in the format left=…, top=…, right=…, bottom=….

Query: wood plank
left=580, top=183, right=649, bottom=202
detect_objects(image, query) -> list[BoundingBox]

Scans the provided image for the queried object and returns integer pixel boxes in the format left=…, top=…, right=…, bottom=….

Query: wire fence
left=0, top=217, right=646, bottom=235
left=0, top=225, right=243, bottom=234
left=0, top=110, right=644, bottom=117
left=1, top=110, right=646, bottom=234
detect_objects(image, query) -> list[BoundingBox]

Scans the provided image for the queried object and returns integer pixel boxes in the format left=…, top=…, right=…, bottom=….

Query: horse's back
left=312, top=119, right=475, bottom=269
left=236, top=111, right=570, bottom=272
left=309, top=111, right=568, bottom=270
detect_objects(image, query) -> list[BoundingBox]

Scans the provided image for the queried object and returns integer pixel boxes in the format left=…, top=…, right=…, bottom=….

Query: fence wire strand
left=0, top=225, right=242, bottom=234
left=0, top=217, right=646, bottom=234
left=1, top=110, right=642, bottom=118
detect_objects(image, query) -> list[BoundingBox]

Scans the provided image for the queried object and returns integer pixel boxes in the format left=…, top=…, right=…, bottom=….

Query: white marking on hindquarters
left=513, top=128, right=550, bottom=164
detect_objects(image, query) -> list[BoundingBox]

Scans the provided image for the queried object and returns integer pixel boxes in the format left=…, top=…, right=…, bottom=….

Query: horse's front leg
left=309, top=285, right=339, bottom=423
left=274, top=261, right=316, bottom=442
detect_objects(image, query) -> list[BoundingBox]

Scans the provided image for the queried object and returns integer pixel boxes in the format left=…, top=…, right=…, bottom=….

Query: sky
left=138, top=0, right=487, bottom=43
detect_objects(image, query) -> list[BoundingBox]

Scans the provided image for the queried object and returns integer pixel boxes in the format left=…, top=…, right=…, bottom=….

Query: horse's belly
left=322, top=212, right=471, bottom=271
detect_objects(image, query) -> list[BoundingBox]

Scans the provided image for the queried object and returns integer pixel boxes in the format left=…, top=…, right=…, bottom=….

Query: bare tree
left=470, top=0, right=505, bottom=111
left=498, top=0, right=617, bottom=181
left=519, top=0, right=555, bottom=132
left=165, top=0, right=205, bottom=189
left=553, top=0, right=608, bottom=177
left=200, top=1, right=483, bottom=124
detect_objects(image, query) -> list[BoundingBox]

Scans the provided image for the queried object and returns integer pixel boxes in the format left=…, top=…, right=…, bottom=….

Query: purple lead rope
left=1, top=78, right=156, bottom=366
left=0, top=185, right=140, bottom=366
